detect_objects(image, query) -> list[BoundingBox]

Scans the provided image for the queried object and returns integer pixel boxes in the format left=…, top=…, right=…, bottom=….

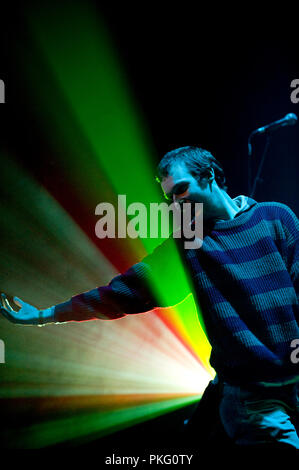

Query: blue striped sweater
left=54, top=197, right=299, bottom=387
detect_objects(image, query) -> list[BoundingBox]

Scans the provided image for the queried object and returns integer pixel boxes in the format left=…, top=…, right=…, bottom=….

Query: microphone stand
left=248, top=132, right=271, bottom=198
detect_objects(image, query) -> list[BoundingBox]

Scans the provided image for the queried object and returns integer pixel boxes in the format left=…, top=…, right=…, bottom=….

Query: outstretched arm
left=1, top=237, right=190, bottom=325
left=0, top=262, right=156, bottom=325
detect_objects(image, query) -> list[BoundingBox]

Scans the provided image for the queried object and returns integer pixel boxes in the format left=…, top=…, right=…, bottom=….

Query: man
left=1, top=146, right=299, bottom=449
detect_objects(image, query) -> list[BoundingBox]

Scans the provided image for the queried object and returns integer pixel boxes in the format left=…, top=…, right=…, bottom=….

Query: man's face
left=160, top=162, right=214, bottom=219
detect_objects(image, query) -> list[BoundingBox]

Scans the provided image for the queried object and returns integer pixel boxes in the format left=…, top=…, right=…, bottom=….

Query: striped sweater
left=54, top=197, right=299, bottom=386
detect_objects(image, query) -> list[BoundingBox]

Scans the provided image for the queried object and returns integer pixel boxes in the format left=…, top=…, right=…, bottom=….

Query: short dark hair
left=156, top=146, right=227, bottom=191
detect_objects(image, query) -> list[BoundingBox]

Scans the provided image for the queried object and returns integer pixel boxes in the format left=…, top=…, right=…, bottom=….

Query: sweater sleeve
left=53, top=237, right=190, bottom=323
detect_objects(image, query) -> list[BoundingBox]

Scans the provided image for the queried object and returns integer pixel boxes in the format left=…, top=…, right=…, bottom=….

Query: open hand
left=0, top=294, right=40, bottom=325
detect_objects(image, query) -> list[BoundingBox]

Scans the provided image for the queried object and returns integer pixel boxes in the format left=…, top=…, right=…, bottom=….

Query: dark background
left=0, top=1, right=298, bottom=455
left=1, top=3, right=299, bottom=212
left=94, top=4, right=299, bottom=212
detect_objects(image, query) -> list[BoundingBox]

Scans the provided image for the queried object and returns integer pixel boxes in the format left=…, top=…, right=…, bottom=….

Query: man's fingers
left=13, top=296, right=24, bottom=308
left=1, top=294, right=14, bottom=312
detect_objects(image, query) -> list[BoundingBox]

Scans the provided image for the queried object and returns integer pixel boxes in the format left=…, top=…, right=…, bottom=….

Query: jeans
left=219, top=381, right=299, bottom=449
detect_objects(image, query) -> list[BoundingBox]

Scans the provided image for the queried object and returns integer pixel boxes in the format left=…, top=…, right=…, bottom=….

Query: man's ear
left=207, top=168, right=215, bottom=191
left=196, top=168, right=215, bottom=189
left=207, top=168, right=215, bottom=183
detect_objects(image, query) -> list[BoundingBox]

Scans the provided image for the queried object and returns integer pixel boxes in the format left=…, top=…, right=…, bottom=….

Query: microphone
left=251, top=113, right=298, bottom=136
left=248, top=112, right=298, bottom=195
